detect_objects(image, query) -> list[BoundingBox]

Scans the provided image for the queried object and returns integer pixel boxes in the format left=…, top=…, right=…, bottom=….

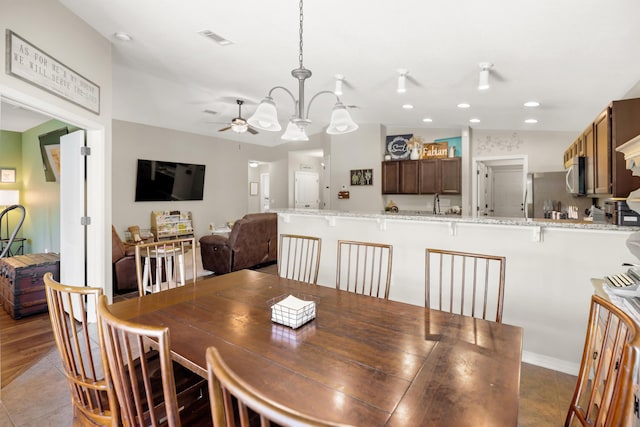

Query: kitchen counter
left=274, top=208, right=640, bottom=232
left=274, top=208, right=640, bottom=375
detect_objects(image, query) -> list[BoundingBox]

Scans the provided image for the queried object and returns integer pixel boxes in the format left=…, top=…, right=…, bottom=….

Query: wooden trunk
left=0, top=253, right=60, bottom=319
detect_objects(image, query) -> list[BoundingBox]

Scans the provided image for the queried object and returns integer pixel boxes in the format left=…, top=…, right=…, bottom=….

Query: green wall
left=0, top=130, right=23, bottom=253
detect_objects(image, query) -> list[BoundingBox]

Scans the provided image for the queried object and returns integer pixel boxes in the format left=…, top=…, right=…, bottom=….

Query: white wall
left=0, top=0, right=113, bottom=291
left=329, top=123, right=386, bottom=212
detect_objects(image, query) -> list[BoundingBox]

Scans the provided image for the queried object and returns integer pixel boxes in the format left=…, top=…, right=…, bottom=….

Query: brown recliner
left=111, top=226, right=137, bottom=293
left=199, top=213, right=277, bottom=275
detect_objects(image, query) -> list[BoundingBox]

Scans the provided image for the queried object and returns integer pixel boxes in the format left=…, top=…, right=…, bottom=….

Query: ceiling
left=8, top=1, right=640, bottom=146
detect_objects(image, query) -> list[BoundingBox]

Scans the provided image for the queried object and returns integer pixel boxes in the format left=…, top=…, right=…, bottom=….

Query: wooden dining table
left=108, top=269, right=523, bottom=426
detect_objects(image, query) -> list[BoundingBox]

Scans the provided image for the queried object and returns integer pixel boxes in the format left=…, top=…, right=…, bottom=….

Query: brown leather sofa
left=199, top=213, right=277, bottom=275
left=112, top=226, right=137, bottom=293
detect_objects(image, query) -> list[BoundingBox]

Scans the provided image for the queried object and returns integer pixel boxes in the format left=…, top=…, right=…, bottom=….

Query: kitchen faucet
left=433, top=193, right=440, bottom=215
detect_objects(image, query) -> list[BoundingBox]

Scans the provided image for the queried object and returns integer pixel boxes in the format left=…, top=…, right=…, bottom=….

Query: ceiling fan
left=218, top=99, right=258, bottom=135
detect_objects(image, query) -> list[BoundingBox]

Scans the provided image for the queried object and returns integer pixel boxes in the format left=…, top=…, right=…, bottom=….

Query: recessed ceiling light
left=113, top=32, right=132, bottom=42
left=469, top=118, right=480, bottom=123
left=422, top=118, right=433, bottom=123
left=524, top=118, right=538, bottom=124
left=457, top=103, right=471, bottom=109
left=402, top=104, right=414, bottom=109
left=524, top=101, right=540, bottom=107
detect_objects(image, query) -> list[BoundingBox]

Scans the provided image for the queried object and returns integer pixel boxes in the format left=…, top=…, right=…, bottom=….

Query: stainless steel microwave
left=566, top=156, right=586, bottom=196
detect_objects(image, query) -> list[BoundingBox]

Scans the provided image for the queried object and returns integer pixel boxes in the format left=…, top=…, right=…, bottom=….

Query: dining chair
left=336, top=240, right=393, bottom=299
left=43, top=272, right=118, bottom=427
left=425, top=248, right=506, bottom=322
left=565, top=294, right=640, bottom=426
left=97, top=295, right=211, bottom=427
left=278, top=234, right=322, bottom=284
left=134, top=236, right=197, bottom=296
left=206, top=346, right=353, bottom=427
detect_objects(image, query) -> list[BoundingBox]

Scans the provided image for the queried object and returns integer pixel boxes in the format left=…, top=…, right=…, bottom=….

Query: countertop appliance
left=525, top=171, right=593, bottom=219
left=604, top=199, right=640, bottom=226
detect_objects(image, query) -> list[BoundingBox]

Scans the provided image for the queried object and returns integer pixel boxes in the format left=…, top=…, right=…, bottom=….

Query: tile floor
left=0, top=262, right=578, bottom=426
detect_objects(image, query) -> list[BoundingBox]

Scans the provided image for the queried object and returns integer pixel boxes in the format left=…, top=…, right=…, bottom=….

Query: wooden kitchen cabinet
left=565, top=97, right=640, bottom=197
left=383, top=158, right=461, bottom=195
left=400, top=160, right=419, bottom=194
left=418, top=158, right=461, bottom=194
left=381, top=161, right=400, bottom=194
left=593, top=109, right=611, bottom=194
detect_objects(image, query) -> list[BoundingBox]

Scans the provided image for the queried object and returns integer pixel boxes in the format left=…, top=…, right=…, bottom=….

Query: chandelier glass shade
left=247, top=0, right=357, bottom=141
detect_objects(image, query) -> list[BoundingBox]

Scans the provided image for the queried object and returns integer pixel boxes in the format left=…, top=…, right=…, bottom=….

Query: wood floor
left=0, top=262, right=577, bottom=426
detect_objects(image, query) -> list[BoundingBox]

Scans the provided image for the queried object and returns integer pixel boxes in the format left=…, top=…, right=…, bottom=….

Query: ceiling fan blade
left=218, top=126, right=231, bottom=132
left=247, top=127, right=259, bottom=135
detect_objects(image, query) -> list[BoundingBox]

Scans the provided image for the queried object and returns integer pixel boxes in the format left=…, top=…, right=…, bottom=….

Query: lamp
left=0, top=189, right=19, bottom=240
left=247, top=0, right=358, bottom=141
left=397, top=69, right=408, bottom=93
left=478, top=63, right=493, bottom=90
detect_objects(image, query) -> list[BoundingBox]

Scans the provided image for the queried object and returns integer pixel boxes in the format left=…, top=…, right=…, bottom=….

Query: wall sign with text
left=5, top=30, right=100, bottom=114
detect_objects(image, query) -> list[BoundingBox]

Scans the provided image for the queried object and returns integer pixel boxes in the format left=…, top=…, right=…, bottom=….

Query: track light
left=397, top=69, right=408, bottom=93
left=334, top=74, right=344, bottom=96
left=478, top=63, right=493, bottom=90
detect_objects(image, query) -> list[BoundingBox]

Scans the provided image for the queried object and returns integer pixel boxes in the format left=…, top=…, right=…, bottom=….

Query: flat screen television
left=135, top=159, right=206, bottom=201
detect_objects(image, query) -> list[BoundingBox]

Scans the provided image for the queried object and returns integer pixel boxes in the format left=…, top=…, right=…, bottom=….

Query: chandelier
left=247, top=0, right=358, bottom=141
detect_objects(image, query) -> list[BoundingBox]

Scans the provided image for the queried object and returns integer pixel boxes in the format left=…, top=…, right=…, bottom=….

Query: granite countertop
left=272, top=208, right=640, bottom=232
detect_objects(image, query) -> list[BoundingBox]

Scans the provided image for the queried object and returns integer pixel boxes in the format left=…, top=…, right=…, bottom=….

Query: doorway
left=294, top=171, right=319, bottom=209
left=260, top=173, right=270, bottom=212
left=473, top=156, right=528, bottom=218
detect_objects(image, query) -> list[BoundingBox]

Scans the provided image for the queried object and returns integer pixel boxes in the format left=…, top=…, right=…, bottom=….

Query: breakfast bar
left=275, top=208, right=640, bottom=374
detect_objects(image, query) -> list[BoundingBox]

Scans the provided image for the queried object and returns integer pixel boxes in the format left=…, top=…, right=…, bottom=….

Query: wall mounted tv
left=135, top=159, right=206, bottom=202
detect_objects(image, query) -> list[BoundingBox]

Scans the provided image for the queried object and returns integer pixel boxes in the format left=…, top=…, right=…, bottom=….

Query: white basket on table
left=269, top=294, right=317, bottom=329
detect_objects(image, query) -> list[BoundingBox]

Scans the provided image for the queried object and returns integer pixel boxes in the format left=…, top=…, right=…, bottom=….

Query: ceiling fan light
left=334, top=74, right=344, bottom=96
left=247, top=97, right=281, bottom=131
left=231, top=122, right=248, bottom=133
left=478, top=63, right=492, bottom=90
left=326, top=103, right=358, bottom=135
left=281, top=121, right=309, bottom=141
left=397, top=69, right=408, bottom=93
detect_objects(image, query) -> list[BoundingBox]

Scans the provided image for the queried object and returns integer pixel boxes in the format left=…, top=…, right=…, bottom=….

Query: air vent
left=198, top=30, right=232, bottom=46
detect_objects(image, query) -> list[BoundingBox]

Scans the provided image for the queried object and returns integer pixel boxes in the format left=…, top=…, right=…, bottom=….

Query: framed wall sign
left=249, top=182, right=258, bottom=196
left=6, top=30, right=100, bottom=114
left=0, top=168, right=16, bottom=183
left=350, top=169, right=373, bottom=186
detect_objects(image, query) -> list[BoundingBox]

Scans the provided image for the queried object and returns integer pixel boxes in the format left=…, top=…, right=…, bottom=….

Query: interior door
left=476, top=163, right=490, bottom=216
left=60, top=130, right=87, bottom=317
left=294, top=171, right=319, bottom=209
left=491, top=166, right=524, bottom=217
left=260, top=173, right=270, bottom=212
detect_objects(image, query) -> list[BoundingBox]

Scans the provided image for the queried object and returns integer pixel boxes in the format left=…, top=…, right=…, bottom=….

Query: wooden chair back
left=278, top=234, right=322, bottom=284
left=134, top=237, right=197, bottom=296
left=565, top=294, right=640, bottom=426
left=43, top=272, right=117, bottom=426
left=425, top=248, right=506, bottom=322
left=336, top=240, right=393, bottom=299
left=97, top=295, right=209, bottom=427
left=206, top=346, right=353, bottom=427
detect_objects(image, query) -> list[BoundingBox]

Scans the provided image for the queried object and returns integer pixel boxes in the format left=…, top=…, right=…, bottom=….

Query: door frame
left=1, top=85, right=110, bottom=298
left=472, top=155, right=528, bottom=218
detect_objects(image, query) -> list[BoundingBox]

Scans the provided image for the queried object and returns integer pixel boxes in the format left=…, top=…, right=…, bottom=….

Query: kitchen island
left=274, top=208, right=640, bottom=374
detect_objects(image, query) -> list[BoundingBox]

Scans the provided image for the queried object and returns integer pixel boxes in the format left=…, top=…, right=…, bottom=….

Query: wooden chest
left=0, top=253, right=60, bottom=319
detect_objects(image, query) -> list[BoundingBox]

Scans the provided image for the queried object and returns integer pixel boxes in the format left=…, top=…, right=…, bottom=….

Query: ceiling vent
left=198, top=30, right=232, bottom=46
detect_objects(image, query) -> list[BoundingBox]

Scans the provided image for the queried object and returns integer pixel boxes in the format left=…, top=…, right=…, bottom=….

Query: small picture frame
left=0, top=168, right=16, bottom=183
left=249, top=182, right=258, bottom=196
left=350, top=169, right=373, bottom=186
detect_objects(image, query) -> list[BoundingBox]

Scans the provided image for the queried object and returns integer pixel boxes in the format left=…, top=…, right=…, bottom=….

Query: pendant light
left=248, top=0, right=358, bottom=140
left=478, top=63, right=493, bottom=90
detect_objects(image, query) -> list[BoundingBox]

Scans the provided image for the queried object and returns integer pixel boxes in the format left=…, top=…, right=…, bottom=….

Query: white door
left=477, top=162, right=490, bottom=216
left=260, top=173, right=270, bottom=212
left=60, top=130, right=88, bottom=319
left=295, top=171, right=319, bottom=209
left=491, top=166, right=524, bottom=217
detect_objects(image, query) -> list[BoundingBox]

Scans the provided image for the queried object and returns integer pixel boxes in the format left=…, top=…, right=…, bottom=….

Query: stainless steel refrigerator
left=525, top=171, right=592, bottom=219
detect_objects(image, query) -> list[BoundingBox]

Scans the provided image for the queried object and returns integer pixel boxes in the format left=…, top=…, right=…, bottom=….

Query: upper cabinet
left=565, top=97, right=640, bottom=197
left=382, top=158, right=461, bottom=195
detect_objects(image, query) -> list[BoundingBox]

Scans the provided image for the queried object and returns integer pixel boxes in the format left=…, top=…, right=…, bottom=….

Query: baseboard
left=522, top=351, right=580, bottom=376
